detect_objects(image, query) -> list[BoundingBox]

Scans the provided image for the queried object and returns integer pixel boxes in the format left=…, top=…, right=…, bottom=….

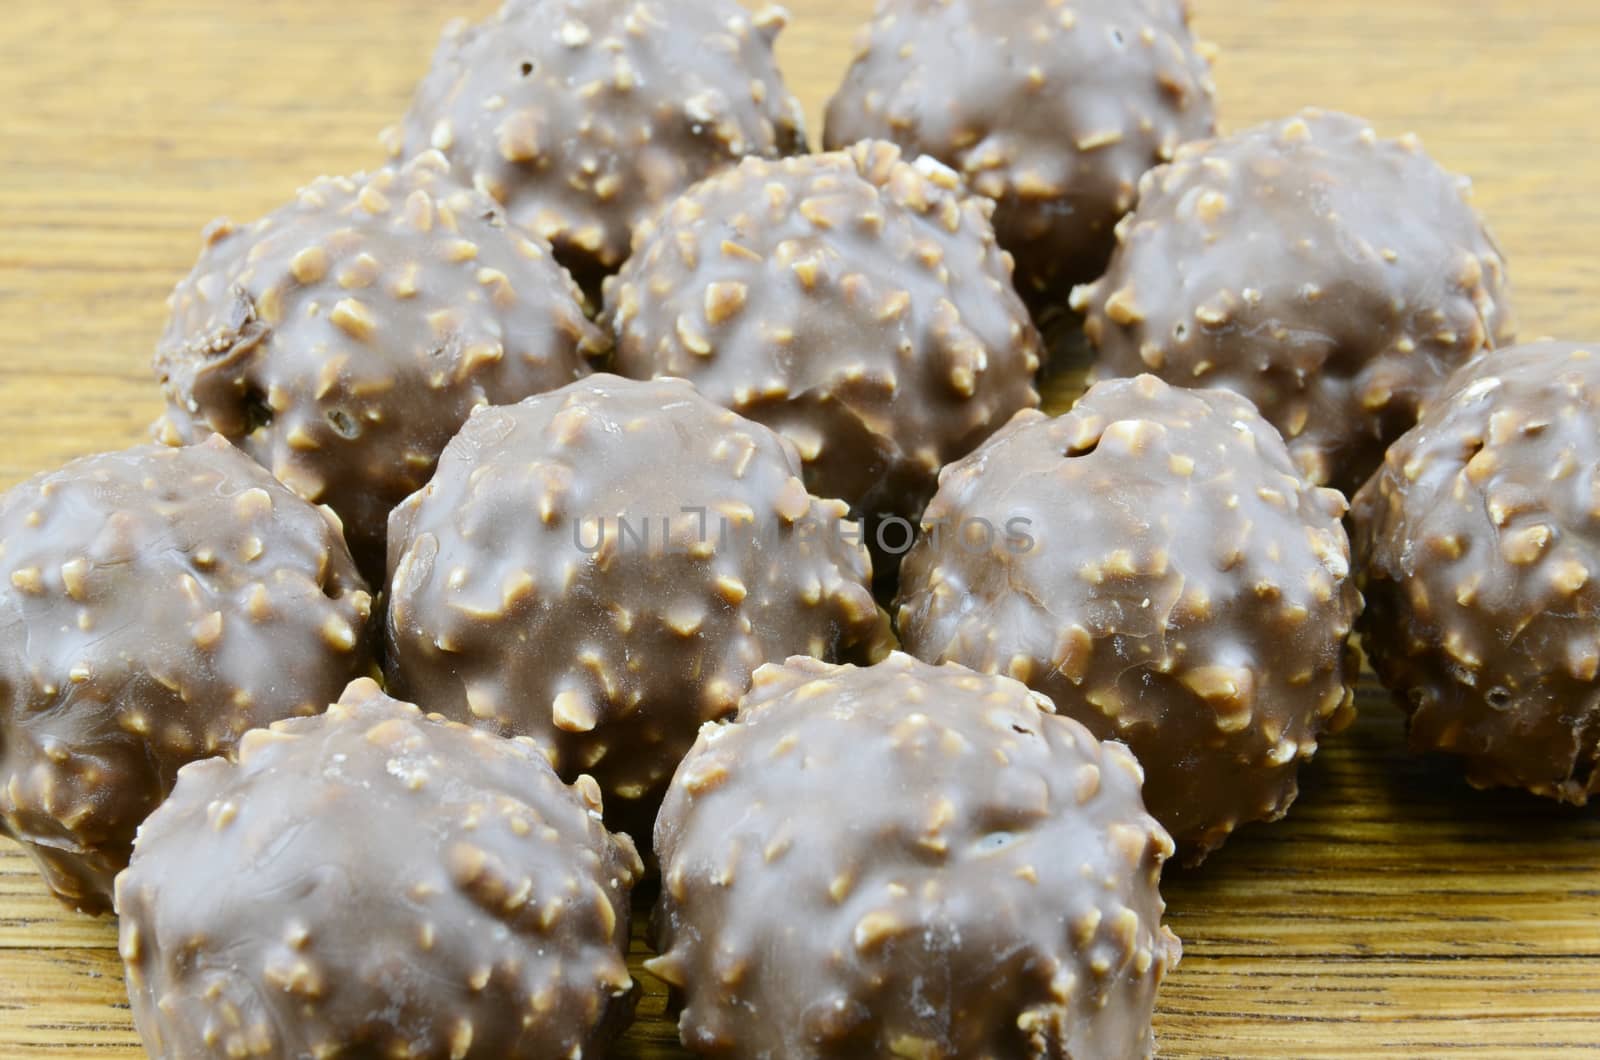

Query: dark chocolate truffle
left=606, top=141, right=1043, bottom=535
left=824, top=0, right=1216, bottom=298
left=389, top=0, right=806, bottom=285
left=154, top=150, right=606, bottom=576
left=1072, top=109, right=1515, bottom=493
left=116, top=678, right=642, bottom=1059
left=897, top=375, right=1361, bottom=859
left=1352, top=342, right=1600, bottom=803
left=650, top=652, right=1181, bottom=1059
left=386, top=375, right=893, bottom=836
left=0, top=436, right=373, bottom=914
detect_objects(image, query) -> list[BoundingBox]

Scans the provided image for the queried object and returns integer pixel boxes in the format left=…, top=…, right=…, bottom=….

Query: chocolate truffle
left=1072, top=109, right=1515, bottom=493
left=650, top=653, right=1181, bottom=1058
left=386, top=375, right=893, bottom=836
left=154, top=150, right=606, bottom=576
left=606, top=141, right=1043, bottom=538
left=389, top=0, right=806, bottom=285
left=116, top=679, right=642, bottom=1059
left=1352, top=342, right=1600, bottom=803
left=0, top=436, right=373, bottom=914
left=824, top=0, right=1216, bottom=298
left=897, top=375, right=1361, bottom=858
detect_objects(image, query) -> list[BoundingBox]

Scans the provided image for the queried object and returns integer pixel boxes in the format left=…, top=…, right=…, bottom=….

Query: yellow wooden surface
left=2, top=0, right=1599, bottom=1056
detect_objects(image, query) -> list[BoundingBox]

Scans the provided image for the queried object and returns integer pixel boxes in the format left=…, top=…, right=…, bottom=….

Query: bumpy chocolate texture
left=387, top=375, right=893, bottom=834
left=153, top=150, right=606, bottom=576
left=651, top=652, right=1181, bottom=1058
left=606, top=141, right=1043, bottom=531
left=897, top=375, right=1361, bottom=858
left=390, top=0, right=806, bottom=284
left=116, top=678, right=642, bottom=1059
left=0, top=437, right=373, bottom=914
left=823, top=0, right=1216, bottom=298
left=1072, top=109, right=1514, bottom=494
left=1352, top=342, right=1600, bottom=803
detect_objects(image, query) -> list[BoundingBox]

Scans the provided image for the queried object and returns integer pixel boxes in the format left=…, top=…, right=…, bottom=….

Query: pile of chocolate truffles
left=14, top=0, right=1600, bottom=1056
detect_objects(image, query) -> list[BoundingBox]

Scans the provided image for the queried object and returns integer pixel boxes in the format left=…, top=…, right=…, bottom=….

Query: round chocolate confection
left=153, top=150, right=606, bottom=577
left=896, top=375, right=1361, bottom=859
left=606, top=140, right=1043, bottom=536
left=651, top=652, right=1181, bottom=1059
left=1072, top=108, right=1515, bottom=493
left=0, top=436, right=373, bottom=914
left=1352, top=342, right=1600, bottom=803
left=386, top=375, right=893, bottom=836
left=823, top=0, right=1216, bottom=299
left=389, top=0, right=806, bottom=286
left=116, top=678, right=642, bottom=1060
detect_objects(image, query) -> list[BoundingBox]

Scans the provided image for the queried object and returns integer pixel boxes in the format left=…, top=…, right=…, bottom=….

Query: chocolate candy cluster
left=9, top=2, right=1583, bottom=1058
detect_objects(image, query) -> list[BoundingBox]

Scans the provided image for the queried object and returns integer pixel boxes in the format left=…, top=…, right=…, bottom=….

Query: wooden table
left=2, top=0, right=1599, bottom=1055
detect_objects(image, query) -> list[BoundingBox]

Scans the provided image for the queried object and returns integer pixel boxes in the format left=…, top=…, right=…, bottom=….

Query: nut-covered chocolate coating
left=1073, top=109, right=1514, bottom=493
left=650, top=653, right=1181, bottom=1059
left=606, top=141, right=1043, bottom=531
left=116, top=679, right=642, bottom=1059
left=154, top=150, right=606, bottom=576
left=1352, top=342, right=1600, bottom=803
left=0, top=436, right=373, bottom=914
left=824, top=0, right=1216, bottom=297
left=387, top=375, right=893, bottom=835
left=391, top=0, right=806, bottom=284
left=897, top=375, right=1361, bottom=858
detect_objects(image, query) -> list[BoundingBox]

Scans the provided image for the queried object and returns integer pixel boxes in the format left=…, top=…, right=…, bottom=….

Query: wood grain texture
left=1, top=0, right=1599, bottom=1055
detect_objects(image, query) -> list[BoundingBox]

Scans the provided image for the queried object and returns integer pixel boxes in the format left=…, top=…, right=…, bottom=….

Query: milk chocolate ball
left=391, top=0, right=806, bottom=286
left=386, top=375, right=893, bottom=838
left=0, top=437, right=373, bottom=913
left=116, top=679, right=642, bottom=1059
left=1352, top=342, right=1600, bottom=803
left=606, top=141, right=1042, bottom=541
left=1073, top=109, right=1514, bottom=493
left=154, top=151, right=606, bottom=576
left=652, top=653, right=1181, bottom=1058
left=897, top=375, right=1361, bottom=859
left=825, top=0, right=1216, bottom=297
